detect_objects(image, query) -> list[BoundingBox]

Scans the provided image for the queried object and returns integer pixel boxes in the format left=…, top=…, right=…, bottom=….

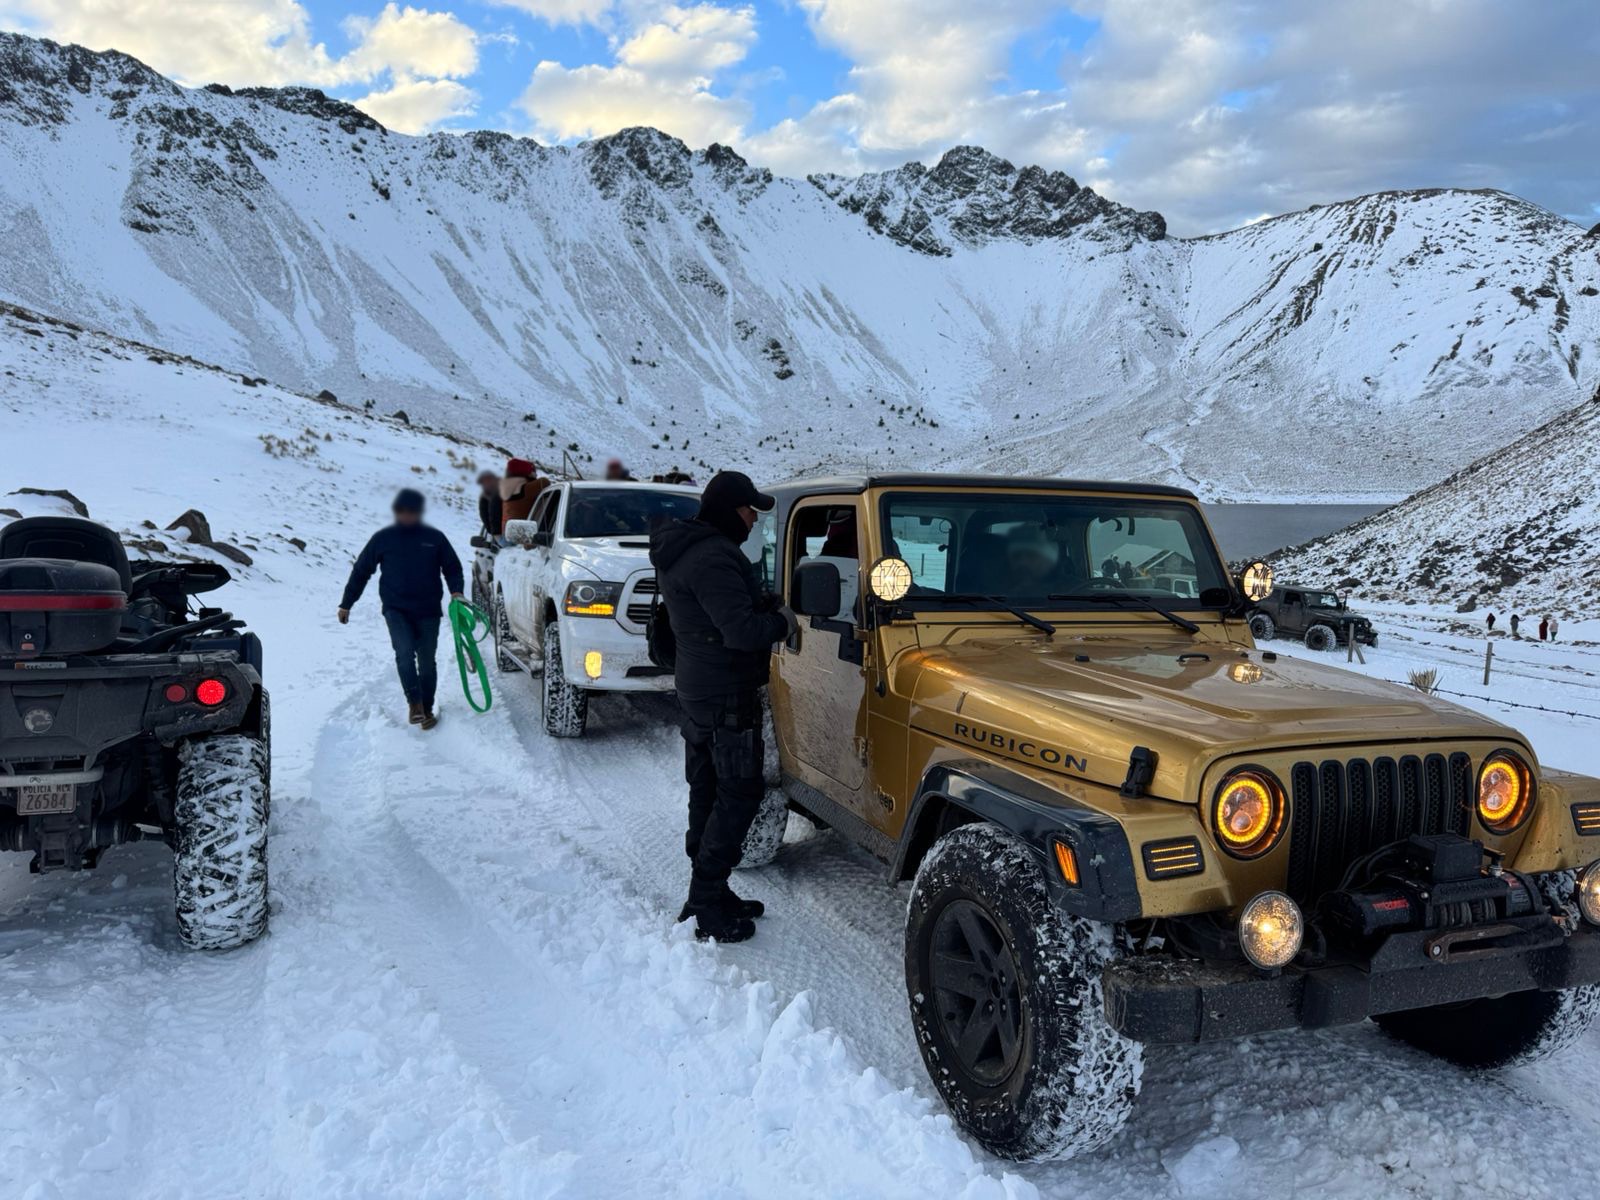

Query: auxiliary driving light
left=1238, top=891, right=1304, bottom=971
left=867, top=556, right=913, bottom=603
left=583, top=650, right=603, bottom=680
left=1240, top=560, right=1274, bottom=603
left=1579, top=864, right=1600, bottom=927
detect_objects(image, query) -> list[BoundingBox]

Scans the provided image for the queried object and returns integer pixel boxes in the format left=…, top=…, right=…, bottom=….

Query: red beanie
left=505, top=457, right=535, bottom=478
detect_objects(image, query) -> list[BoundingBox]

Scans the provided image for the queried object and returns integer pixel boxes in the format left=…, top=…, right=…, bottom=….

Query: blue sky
left=1, top=0, right=1595, bottom=236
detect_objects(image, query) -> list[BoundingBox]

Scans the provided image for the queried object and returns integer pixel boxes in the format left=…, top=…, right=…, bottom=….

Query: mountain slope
left=1272, top=383, right=1600, bottom=616
left=1, top=31, right=1598, bottom=499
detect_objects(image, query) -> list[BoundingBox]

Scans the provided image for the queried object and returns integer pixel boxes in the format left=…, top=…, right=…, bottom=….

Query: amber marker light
left=1053, top=840, right=1080, bottom=886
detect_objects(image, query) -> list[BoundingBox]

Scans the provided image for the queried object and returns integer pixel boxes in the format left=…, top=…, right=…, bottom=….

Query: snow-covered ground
left=4, top=313, right=1600, bottom=1198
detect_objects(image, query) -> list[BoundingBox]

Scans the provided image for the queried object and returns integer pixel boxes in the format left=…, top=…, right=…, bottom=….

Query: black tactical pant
left=679, top=688, right=764, bottom=908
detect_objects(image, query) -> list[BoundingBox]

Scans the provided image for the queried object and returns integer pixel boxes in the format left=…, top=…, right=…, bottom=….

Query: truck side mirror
left=532, top=530, right=553, bottom=548
left=792, top=560, right=842, bottom=618
left=469, top=535, right=492, bottom=550
left=504, top=520, right=542, bottom=549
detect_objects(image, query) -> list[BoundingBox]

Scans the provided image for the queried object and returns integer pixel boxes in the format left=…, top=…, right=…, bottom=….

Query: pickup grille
left=1284, top=752, right=1473, bottom=904
left=624, top=576, right=658, bottom=626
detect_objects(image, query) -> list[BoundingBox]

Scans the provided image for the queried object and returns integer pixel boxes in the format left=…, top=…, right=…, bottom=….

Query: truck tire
left=1304, top=623, right=1338, bottom=652
left=1375, top=985, right=1600, bottom=1069
left=174, top=730, right=270, bottom=951
left=492, top=591, right=520, bottom=674
left=905, top=823, right=1141, bottom=1161
left=1248, top=612, right=1276, bottom=640
left=541, top=623, right=589, bottom=738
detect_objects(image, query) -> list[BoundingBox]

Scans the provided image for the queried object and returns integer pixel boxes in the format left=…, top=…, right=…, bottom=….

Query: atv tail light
left=1579, top=864, right=1600, bottom=927
left=1238, top=891, right=1303, bottom=970
left=1211, top=768, right=1287, bottom=860
left=1477, top=751, right=1534, bottom=833
left=195, top=678, right=227, bottom=706
left=0, top=592, right=126, bottom=611
left=1053, top=840, right=1080, bottom=886
left=164, top=683, right=189, bottom=703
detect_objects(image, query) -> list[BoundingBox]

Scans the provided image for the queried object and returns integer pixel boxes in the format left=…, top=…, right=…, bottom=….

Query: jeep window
left=741, top=508, right=778, bottom=591
left=1307, top=590, right=1341, bottom=609
left=790, top=503, right=860, bottom=622
left=562, top=488, right=699, bottom=539
left=878, top=493, right=1227, bottom=609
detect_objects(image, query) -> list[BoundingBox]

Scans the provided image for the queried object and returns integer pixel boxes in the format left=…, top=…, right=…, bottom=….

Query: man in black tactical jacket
left=650, top=471, right=795, bottom=942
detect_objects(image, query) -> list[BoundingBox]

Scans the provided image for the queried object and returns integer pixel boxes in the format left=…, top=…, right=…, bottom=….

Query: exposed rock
left=9, top=486, right=89, bottom=516
left=165, top=508, right=252, bottom=566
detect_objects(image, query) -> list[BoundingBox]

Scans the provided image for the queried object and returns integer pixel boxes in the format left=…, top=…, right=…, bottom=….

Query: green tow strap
left=449, top=597, right=493, bottom=713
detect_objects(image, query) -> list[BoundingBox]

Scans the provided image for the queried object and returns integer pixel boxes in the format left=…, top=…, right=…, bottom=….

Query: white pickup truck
left=473, top=480, right=701, bottom=737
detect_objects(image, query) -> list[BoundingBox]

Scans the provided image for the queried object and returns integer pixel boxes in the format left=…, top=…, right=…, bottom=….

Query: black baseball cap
left=701, top=470, right=775, bottom=513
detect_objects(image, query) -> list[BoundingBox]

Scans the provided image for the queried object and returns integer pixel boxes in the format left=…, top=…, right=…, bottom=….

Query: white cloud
left=0, top=0, right=481, bottom=132
left=485, top=0, right=613, bottom=26
left=353, top=76, right=478, bottom=133
left=517, top=3, right=754, bottom=145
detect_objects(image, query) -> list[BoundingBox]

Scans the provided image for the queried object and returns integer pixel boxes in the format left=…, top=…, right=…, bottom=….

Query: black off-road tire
left=738, top=692, right=787, bottom=868
left=492, top=590, right=520, bottom=674
left=174, top=730, right=270, bottom=951
left=905, top=824, right=1141, bottom=1161
left=541, top=623, right=588, bottom=738
left=1304, top=623, right=1338, bottom=652
left=1376, top=985, right=1600, bottom=1069
left=1248, top=612, right=1276, bottom=640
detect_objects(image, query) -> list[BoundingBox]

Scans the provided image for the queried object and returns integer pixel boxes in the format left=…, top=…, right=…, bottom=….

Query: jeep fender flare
left=892, top=760, right=1142, bottom=922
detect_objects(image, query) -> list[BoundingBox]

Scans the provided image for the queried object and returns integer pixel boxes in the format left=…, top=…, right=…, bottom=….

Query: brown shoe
left=419, top=709, right=438, bottom=731
left=408, top=702, right=424, bottom=724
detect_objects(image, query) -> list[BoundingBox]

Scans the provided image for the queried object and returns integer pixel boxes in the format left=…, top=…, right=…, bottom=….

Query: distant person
left=1549, top=615, right=1559, bottom=642
left=1510, top=613, right=1521, bottom=638
left=338, top=489, right=464, bottom=730
left=1539, top=616, right=1549, bottom=641
left=1486, top=612, right=1496, bottom=633
left=476, top=470, right=501, bottom=537
left=605, top=457, right=636, bottom=482
left=499, top=458, right=547, bottom=531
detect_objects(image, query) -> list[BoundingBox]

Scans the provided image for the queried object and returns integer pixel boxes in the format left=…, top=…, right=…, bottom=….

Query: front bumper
left=557, top=619, right=674, bottom=692
left=1104, top=919, right=1600, bottom=1044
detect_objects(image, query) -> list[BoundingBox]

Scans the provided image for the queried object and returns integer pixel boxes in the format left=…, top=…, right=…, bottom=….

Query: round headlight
left=1211, top=769, right=1287, bottom=860
left=1240, top=560, right=1274, bottom=603
left=1477, top=751, right=1534, bottom=834
left=868, top=556, right=912, bottom=602
left=1579, top=864, right=1600, bottom=927
left=1238, top=891, right=1304, bottom=970
left=572, top=582, right=598, bottom=605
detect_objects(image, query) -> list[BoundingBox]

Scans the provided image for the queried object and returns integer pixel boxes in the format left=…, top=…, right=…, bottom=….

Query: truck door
left=515, top=487, right=558, bottom=645
left=770, top=497, right=870, bottom=810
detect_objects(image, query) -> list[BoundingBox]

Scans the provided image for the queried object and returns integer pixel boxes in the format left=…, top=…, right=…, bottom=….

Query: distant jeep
left=1247, top=585, right=1376, bottom=651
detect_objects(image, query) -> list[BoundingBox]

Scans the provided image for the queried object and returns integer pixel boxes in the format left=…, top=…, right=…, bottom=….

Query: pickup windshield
left=880, top=492, right=1228, bottom=610
left=563, top=488, right=699, bottom=539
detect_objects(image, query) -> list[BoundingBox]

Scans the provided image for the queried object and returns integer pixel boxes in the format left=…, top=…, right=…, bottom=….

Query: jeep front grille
left=1284, top=753, right=1473, bottom=904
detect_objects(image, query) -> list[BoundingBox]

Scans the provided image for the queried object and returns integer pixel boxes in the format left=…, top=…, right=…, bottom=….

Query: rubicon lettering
left=952, top=721, right=1087, bottom=772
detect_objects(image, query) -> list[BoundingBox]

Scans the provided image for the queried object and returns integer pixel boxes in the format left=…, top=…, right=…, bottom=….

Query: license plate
left=16, top=783, right=75, bottom=815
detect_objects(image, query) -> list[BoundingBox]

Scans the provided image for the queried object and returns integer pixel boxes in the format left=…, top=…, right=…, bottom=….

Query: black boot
left=720, top=883, right=765, bottom=920
left=678, top=873, right=757, bottom=943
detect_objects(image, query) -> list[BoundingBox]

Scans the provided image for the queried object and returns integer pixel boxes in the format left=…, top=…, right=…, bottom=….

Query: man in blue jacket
left=338, top=488, right=464, bottom=730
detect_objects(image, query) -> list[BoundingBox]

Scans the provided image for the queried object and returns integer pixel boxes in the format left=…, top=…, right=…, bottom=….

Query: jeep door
left=770, top=496, right=871, bottom=812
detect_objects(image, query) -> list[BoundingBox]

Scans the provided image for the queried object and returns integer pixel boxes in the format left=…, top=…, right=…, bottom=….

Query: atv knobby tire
left=541, top=623, right=588, bottom=738
left=174, top=731, right=270, bottom=951
left=1304, top=623, right=1338, bottom=652
left=905, top=823, right=1141, bottom=1161
left=492, top=590, right=520, bottom=674
left=1376, top=984, right=1600, bottom=1069
left=1248, top=612, right=1276, bottom=641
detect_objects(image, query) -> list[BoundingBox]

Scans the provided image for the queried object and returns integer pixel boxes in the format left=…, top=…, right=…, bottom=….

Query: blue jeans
left=383, top=610, right=441, bottom=708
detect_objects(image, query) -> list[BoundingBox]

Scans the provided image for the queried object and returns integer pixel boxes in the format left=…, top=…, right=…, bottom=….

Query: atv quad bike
left=0, top=516, right=269, bottom=950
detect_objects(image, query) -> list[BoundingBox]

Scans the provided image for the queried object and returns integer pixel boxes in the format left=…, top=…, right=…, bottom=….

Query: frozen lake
left=1203, top=503, right=1387, bottom=561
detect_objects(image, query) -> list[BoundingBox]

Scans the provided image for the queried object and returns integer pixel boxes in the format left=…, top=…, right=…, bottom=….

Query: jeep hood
left=898, top=633, right=1518, bottom=802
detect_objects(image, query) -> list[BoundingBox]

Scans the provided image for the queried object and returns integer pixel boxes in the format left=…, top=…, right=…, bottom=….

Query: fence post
left=1483, top=640, right=1494, bottom=686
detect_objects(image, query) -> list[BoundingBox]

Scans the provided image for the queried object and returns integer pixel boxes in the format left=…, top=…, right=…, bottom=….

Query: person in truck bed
left=337, top=488, right=464, bottom=730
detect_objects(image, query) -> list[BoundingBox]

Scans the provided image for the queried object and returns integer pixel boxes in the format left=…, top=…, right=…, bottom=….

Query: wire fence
left=1378, top=678, right=1600, bottom=723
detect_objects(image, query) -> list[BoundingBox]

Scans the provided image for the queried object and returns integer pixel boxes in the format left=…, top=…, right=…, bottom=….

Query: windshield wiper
left=928, top=593, right=1056, bottom=636
left=1048, top=591, right=1201, bottom=635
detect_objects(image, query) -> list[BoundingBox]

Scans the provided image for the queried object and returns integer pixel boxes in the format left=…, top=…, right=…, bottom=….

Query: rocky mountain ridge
left=1, top=31, right=1597, bottom=500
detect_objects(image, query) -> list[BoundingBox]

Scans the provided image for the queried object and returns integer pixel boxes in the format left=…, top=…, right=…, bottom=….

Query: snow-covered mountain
left=3, top=31, right=1598, bottom=499
left=1273, top=382, right=1600, bottom=617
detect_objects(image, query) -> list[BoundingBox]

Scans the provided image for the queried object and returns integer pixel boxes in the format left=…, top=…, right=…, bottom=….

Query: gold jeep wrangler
left=738, top=474, right=1600, bottom=1161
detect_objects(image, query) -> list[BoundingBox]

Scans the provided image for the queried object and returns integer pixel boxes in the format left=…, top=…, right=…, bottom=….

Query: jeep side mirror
left=792, top=560, right=842, bottom=617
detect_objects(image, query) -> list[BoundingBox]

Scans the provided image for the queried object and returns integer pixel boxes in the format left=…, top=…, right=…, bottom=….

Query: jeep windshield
left=879, top=492, right=1228, bottom=611
left=563, top=488, right=699, bottom=539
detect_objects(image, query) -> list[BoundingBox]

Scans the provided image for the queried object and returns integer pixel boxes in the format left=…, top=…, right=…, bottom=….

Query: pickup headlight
left=564, top=580, right=623, bottom=617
